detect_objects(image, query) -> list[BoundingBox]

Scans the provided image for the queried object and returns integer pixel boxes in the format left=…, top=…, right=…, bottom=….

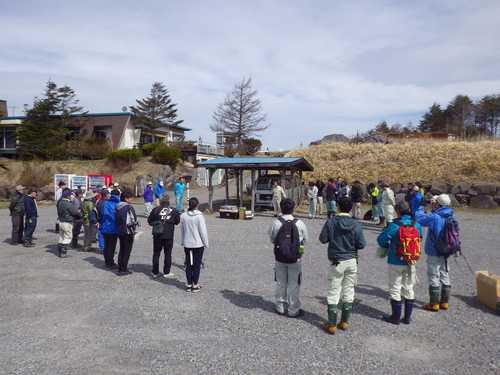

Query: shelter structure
left=197, top=157, right=314, bottom=212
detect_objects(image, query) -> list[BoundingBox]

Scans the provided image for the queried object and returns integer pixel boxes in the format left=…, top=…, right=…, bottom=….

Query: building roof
left=198, top=157, right=314, bottom=171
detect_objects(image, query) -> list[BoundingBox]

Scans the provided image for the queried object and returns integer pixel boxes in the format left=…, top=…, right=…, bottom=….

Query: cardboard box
left=219, top=205, right=239, bottom=219
left=476, top=271, right=500, bottom=312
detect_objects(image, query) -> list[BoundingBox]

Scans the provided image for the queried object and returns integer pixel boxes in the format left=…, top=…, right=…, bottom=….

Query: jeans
left=326, top=200, right=336, bottom=216
left=327, top=258, right=357, bottom=305
left=118, top=234, right=134, bottom=272
left=103, top=234, right=118, bottom=267
left=72, top=220, right=83, bottom=243
left=11, top=214, right=24, bottom=244
left=153, top=238, right=174, bottom=275
left=275, top=260, right=302, bottom=316
left=308, top=198, right=317, bottom=218
left=97, top=228, right=105, bottom=252
left=184, top=247, right=204, bottom=285
left=427, top=255, right=451, bottom=288
left=388, top=264, right=416, bottom=301
left=176, top=194, right=184, bottom=212
left=23, top=216, right=37, bottom=243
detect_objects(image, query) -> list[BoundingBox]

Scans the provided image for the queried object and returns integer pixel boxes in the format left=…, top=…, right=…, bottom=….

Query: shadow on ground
left=220, top=289, right=325, bottom=330
left=132, top=263, right=186, bottom=291
left=454, top=294, right=499, bottom=316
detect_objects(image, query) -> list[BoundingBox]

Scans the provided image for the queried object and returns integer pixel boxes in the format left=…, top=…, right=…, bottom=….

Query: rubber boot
left=440, top=285, right=451, bottom=310
left=383, top=299, right=402, bottom=325
left=57, top=244, right=66, bottom=258
left=423, top=286, right=441, bottom=312
left=324, top=304, right=337, bottom=335
left=402, top=299, right=415, bottom=324
left=338, top=302, right=353, bottom=330
left=71, top=238, right=80, bottom=249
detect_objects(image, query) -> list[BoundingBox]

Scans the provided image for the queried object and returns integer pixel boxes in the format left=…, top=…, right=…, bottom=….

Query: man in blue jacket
left=410, top=184, right=424, bottom=218
left=415, top=194, right=455, bottom=312
left=377, top=201, right=423, bottom=325
left=174, top=176, right=186, bottom=212
left=99, top=189, right=121, bottom=269
left=23, top=188, right=38, bottom=247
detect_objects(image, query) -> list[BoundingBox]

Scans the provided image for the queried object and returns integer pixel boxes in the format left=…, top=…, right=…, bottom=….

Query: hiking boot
left=402, top=299, right=415, bottom=324
left=324, top=304, right=337, bottom=334
left=151, top=272, right=160, bottom=278
left=191, top=285, right=201, bottom=293
left=23, top=241, right=35, bottom=248
left=423, top=286, right=441, bottom=312
left=71, top=238, right=81, bottom=249
left=383, top=299, right=402, bottom=325
left=339, top=302, right=353, bottom=330
left=440, top=285, right=451, bottom=310
left=185, top=284, right=192, bottom=292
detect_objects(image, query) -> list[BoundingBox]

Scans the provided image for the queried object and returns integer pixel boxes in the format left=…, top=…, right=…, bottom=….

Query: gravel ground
left=1, top=203, right=499, bottom=375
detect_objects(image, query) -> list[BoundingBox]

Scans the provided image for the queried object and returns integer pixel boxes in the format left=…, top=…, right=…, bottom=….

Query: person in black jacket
left=9, top=185, right=26, bottom=245
left=148, top=195, right=181, bottom=278
left=350, top=181, right=364, bottom=219
left=116, top=191, right=138, bottom=275
left=23, top=188, right=38, bottom=247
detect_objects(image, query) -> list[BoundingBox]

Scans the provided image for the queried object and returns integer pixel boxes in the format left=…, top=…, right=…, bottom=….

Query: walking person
left=116, top=192, right=139, bottom=275
left=174, top=176, right=186, bottom=212
left=320, top=197, right=366, bottom=334
left=23, top=188, right=38, bottom=247
left=269, top=198, right=308, bottom=317
left=9, top=185, right=25, bottom=245
left=377, top=202, right=423, bottom=325
left=71, top=190, right=84, bottom=249
left=154, top=180, right=166, bottom=206
left=316, top=180, right=325, bottom=216
left=350, top=181, right=363, bottom=219
left=180, top=197, right=209, bottom=292
left=272, top=181, right=286, bottom=217
left=82, top=190, right=98, bottom=252
left=307, top=181, right=318, bottom=219
left=381, top=183, right=396, bottom=225
left=415, top=194, right=460, bottom=312
left=99, top=189, right=121, bottom=269
left=56, top=188, right=81, bottom=258
left=325, top=178, right=337, bottom=218
left=144, top=181, right=154, bottom=217
left=148, top=195, right=181, bottom=278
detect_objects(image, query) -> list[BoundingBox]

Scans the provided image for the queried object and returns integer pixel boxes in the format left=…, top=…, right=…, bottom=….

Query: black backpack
left=274, top=218, right=301, bottom=263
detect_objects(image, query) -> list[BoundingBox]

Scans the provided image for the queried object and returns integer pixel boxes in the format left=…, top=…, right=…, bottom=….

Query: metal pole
left=208, top=168, right=214, bottom=212
left=224, top=169, right=229, bottom=204
left=251, top=169, right=256, bottom=213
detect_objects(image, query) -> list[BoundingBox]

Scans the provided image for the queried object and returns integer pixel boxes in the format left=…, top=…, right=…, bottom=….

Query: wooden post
left=224, top=169, right=229, bottom=204
left=251, top=169, right=256, bottom=213
left=236, top=170, right=240, bottom=204
left=208, top=168, right=214, bottom=212
left=239, top=170, right=244, bottom=208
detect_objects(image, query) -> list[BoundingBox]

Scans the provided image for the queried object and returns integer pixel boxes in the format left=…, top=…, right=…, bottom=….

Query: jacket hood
left=332, top=215, right=357, bottom=231
left=435, top=207, right=454, bottom=218
left=116, top=201, right=129, bottom=210
left=109, top=195, right=121, bottom=203
left=186, top=209, right=202, bottom=216
left=398, top=214, right=414, bottom=225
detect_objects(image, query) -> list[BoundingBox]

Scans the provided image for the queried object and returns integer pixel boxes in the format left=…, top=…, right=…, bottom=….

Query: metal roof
left=198, top=157, right=314, bottom=171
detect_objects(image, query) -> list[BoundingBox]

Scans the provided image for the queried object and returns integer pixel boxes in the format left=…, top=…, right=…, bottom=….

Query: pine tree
left=418, top=103, right=447, bottom=133
left=57, top=85, right=86, bottom=127
left=130, top=82, right=183, bottom=129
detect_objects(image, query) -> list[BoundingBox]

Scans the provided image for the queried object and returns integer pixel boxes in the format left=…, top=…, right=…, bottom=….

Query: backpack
left=152, top=207, right=177, bottom=235
left=274, top=218, right=301, bottom=264
left=396, top=221, right=421, bottom=263
left=435, top=216, right=461, bottom=258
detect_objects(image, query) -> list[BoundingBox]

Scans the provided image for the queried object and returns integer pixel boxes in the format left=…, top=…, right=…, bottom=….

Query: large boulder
left=430, top=182, right=449, bottom=195
left=494, top=196, right=500, bottom=206
left=39, top=186, right=54, bottom=201
left=310, top=134, right=350, bottom=146
left=449, top=194, right=460, bottom=208
left=472, top=183, right=498, bottom=196
left=470, top=195, right=498, bottom=209
left=455, top=194, right=470, bottom=205
left=453, top=182, right=471, bottom=194
left=0, top=185, right=12, bottom=199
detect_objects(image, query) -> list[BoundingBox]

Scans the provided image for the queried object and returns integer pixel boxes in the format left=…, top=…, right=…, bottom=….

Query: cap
left=113, top=182, right=119, bottom=187
left=437, top=194, right=451, bottom=207
left=147, top=181, right=153, bottom=185
left=85, top=191, right=96, bottom=200
left=15, top=185, right=25, bottom=192
left=159, top=181, right=164, bottom=186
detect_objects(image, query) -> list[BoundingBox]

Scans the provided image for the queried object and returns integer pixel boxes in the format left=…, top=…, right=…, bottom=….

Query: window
left=93, top=126, right=112, bottom=140
left=0, top=127, right=16, bottom=149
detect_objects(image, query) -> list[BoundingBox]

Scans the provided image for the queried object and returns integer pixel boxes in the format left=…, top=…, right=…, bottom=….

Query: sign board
left=88, top=174, right=113, bottom=190
left=54, top=174, right=73, bottom=197
left=71, top=175, right=88, bottom=192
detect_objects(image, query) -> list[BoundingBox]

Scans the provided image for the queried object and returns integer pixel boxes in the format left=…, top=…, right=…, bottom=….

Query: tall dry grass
left=288, top=140, right=500, bottom=184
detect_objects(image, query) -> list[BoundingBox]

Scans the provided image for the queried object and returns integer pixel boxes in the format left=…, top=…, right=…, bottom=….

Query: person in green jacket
left=9, top=185, right=26, bottom=245
left=82, top=191, right=98, bottom=252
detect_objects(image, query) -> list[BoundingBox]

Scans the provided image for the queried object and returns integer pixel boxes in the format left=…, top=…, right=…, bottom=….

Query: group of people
left=8, top=185, right=38, bottom=247
left=270, top=190, right=460, bottom=335
left=143, top=176, right=187, bottom=216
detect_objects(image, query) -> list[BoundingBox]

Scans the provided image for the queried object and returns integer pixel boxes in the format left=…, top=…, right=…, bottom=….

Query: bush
left=107, top=148, right=142, bottom=165
left=151, top=145, right=181, bottom=169
left=65, top=138, right=112, bottom=160
left=17, top=161, right=54, bottom=188
left=141, top=142, right=162, bottom=156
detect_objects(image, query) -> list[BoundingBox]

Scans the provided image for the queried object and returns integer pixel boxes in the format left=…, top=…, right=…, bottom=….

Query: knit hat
left=62, top=189, right=73, bottom=198
left=437, top=194, right=451, bottom=207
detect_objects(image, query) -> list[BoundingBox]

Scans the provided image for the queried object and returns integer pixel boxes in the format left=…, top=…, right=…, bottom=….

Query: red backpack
left=396, top=222, right=421, bottom=263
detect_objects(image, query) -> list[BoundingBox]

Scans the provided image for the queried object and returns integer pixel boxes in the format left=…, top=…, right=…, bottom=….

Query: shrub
left=141, top=142, right=162, bottom=156
left=107, top=148, right=142, bottom=165
left=151, top=145, right=181, bottom=169
left=65, top=138, right=112, bottom=160
left=17, top=161, right=54, bottom=188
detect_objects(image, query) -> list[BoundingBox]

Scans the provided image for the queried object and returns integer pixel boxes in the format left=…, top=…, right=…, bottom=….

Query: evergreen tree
left=475, top=95, right=500, bottom=137
left=418, top=103, right=447, bottom=133
left=130, top=82, right=183, bottom=129
left=446, top=95, right=473, bottom=137
left=57, top=85, right=86, bottom=127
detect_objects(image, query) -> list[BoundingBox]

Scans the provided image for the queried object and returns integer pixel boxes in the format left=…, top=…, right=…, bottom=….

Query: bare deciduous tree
left=211, top=77, right=268, bottom=150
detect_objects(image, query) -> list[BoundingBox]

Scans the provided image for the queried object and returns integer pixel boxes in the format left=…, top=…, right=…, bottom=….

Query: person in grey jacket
left=319, top=197, right=366, bottom=335
left=57, top=188, right=82, bottom=258
left=180, top=197, right=209, bottom=292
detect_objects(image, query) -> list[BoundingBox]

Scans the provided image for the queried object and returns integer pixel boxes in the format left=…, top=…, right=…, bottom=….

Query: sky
left=1, top=0, right=500, bottom=150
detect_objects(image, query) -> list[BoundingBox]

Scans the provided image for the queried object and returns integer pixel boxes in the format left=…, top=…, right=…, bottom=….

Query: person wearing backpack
left=377, top=201, right=423, bottom=325
left=415, top=194, right=459, bottom=312
left=82, top=191, right=98, bottom=252
left=99, top=189, right=121, bottom=269
left=350, top=181, right=363, bottom=219
left=269, top=198, right=308, bottom=317
left=325, top=178, right=337, bottom=218
left=148, top=195, right=181, bottom=278
left=116, top=191, right=139, bottom=275
left=319, top=197, right=366, bottom=334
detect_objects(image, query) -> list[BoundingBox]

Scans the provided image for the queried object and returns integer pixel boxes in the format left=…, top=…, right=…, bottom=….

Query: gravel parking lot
left=1, top=204, right=499, bottom=375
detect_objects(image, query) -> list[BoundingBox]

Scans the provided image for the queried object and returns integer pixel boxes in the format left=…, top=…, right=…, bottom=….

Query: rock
left=158, top=165, right=173, bottom=180
left=39, top=186, right=54, bottom=201
left=467, top=188, right=479, bottom=197
left=310, top=134, right=350, bottom=146
left=455, top=194, right=470, bottom=205
left=494, top=196, right=500, bottom=205
left=430, top=182, right=448, bottom=195
left=455, top=182, right=471, bottom=194
left=449, top=194, right=460, bottom=208
left=0, top=186, right=12, bottom=199
left=472, top=183, right=498, bottom=196
left=450, top=185, right=460, bottom=195
left=470, top=195, right=498, bottom=209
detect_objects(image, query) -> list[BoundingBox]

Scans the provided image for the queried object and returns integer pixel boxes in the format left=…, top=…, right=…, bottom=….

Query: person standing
left=272, top=181, right=286, bottom=217
left=269, top=198, right=308, bottom=317
left=154, top=180, right=166, bottom=206
left=99, top=190, right=121, bottom=269
left=54, top=180, right=66, bottom=233
left=96, top=189, right=109, bottom=254
left=319, top=197, right=366, bottom=334
left=307, top=181, right=318, bottom=219
left=82, top=191, right=98, bottom=252
left=410, top=184, right=424, bottom=218
left=56, top=189, right=81, bottom=258
left=381, top=183, right=396, bottom=225
left=415, top=194, right=459, bottom=312
left=71, top=190, right=84, bottom=249
left=144, top=181, right=154, bottom=216
left=9, top=185, right=26, bottom=245
left=377, top=202, right=423, bottom=325
left=316, top=180, right=325, bottom=216
left=368, top=183, right=381, bottom=224
left=325, top=178, right=337, bottom=218
left=350, top=181, right=363, bottom=219
left=116, top=192, right=139, bottom=275
left=180, top=197, right=209, bottom=292
left=23, top=188, right=38, bottom=247
left=148, top=195, right=181, bottom=278
left=174, top=176, right=186, bottom=212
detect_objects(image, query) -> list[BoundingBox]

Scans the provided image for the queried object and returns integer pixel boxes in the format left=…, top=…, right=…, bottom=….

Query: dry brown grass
left=288, top=140, right=500, bottom=184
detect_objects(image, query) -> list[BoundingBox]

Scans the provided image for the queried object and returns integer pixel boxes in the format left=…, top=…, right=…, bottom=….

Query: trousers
left=153, top=238, right=174, bottom=275
left=317, top=196, right=324, bottom=215
left=118, top=234, right=134, bottom=272
left=83, top=224, right=97, bottom=249
left=23, top=216, right=37, bottom=243
left=309, top=198, right=317, bottom=217
left=184, top=247, right=204, bottom=285
left=388, top=264, right=416, bottom=301
left=58, top=222, right=73, bottom=245
left=275, top=260, right=302, bottom=316
left=427, top=255, right=451, bottom=288
left=11, top=214, right=24, bottom=244
left=103, top=234, right=118, bottom=267
left=272, top=198, right=281, bottom=216
left=327, top=258, right=357, bottom=305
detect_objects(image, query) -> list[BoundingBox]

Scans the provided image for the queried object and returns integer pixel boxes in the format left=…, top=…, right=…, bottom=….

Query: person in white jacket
left=381, top=183, right=396, bottom=224
left=180, top=197, right=209, bottom=292
left=307, top=182, right=319, bottom=219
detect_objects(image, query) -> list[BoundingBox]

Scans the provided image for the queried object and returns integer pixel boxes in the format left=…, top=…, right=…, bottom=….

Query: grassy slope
left=288, top=141, right=500, bottom=184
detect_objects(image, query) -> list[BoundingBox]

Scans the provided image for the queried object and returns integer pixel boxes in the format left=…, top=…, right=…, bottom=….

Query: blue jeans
left=23, top=216, right=37, bottom=242
left=176, top=194, right=184, bottom=212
